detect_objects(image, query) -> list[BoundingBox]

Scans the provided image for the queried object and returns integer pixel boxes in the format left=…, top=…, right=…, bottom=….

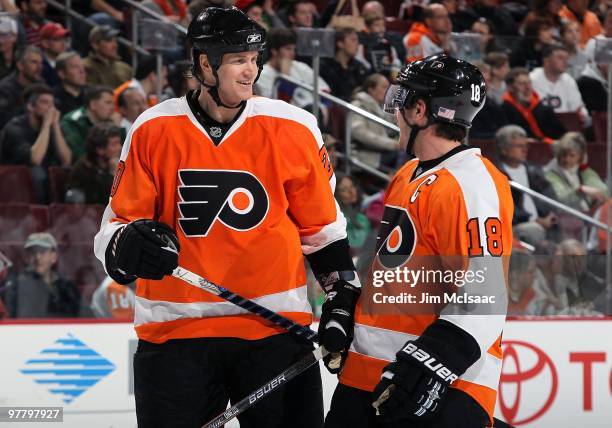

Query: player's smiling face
left=217, top=51, right=259, bottom=105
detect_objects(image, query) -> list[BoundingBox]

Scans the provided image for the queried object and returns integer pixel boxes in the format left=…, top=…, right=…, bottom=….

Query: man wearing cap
left=0, top=15, right=19, bottom=80
left=4, top=232, right=80, bottom=318
left=39, top=22, right=69, bottom=87
left=83, top=25, right=132, bottom=88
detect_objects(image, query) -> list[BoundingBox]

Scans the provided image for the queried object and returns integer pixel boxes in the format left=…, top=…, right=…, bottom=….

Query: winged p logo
left=177, top=169, right=269, bottom=237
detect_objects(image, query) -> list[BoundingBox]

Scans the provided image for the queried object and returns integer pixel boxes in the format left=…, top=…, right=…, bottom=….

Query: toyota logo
left=499, top=340, right=558, bottom=426
left=247, top=34, right=262, bottom=43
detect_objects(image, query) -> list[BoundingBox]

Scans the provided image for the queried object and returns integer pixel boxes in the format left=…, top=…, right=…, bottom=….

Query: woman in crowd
left=350, top=73, right=398, bottom=172
left=334, top=174, right=371, bottom=253
left=561, top=20, right=588, bottom=79
left=544, top=132, right=609, bottom=213
left=510, top=17, right=556, bottom=69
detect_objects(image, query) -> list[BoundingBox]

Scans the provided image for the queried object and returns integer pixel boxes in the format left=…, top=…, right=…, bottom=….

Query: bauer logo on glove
left=400, top=342, right=459, bottom=383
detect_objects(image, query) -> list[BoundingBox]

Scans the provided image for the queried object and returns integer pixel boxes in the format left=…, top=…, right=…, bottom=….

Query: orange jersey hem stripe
left=135, top=312, right=313, bottom=343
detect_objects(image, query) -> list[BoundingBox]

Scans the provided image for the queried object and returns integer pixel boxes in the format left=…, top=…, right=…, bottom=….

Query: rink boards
left=0, top=318, right=610, bottom=428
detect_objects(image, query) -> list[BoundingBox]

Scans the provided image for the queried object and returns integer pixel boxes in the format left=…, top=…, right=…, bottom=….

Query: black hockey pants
left=134, top=333, right=323, bottom=428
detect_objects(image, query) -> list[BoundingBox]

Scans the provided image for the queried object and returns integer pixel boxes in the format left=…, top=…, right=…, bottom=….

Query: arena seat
left=556, top=112, right=582, bottom=133
left=469, top=139, right=497, bottom=161
left=48, top=204, right=105, bottom=246
left=0, top=243, right=25, bottom=273
left=592, top=111, right=607, bottom=144
left=525, top=142, right=553, bottom=167
left=56, top=243, right=106, bottom=287
left=586, top=143, right=608, bottom=178
left=385, top=17, right=410, bottom=33
left=0, top=203, right=50, bottom=272
left=48, top=204, right=106, bottom=285
left=48, top=166, right=70, bottom=203
left=329, top=103, right=347, bottom=144
left=0, top=203, right=50, bottom=244
left=0, top=166, right=35, bottom=203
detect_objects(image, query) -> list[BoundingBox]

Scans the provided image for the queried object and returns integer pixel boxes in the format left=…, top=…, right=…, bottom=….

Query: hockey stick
left=203, top=346, right=329, bottom=428
left=172, top=266, right=319, bottom=343
left=172, top=266, right=341, bottom=423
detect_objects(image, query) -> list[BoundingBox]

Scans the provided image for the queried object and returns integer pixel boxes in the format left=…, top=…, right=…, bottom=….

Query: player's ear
left=415, top=99, right=427, bottom=121
left=199, top=53, right=212, bottom=74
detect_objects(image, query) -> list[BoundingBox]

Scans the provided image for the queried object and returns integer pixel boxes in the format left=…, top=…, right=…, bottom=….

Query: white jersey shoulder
left=247, top=97, right=323, bottom=148
left=118, top=97, right=185, bottom=161
left=249, top=96, right=317, bottom=123
left=130, top=97, right=185, bottom=134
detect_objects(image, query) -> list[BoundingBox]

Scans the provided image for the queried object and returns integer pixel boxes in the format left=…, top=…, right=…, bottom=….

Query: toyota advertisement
left=495, top=318, right=611, bottom=427
left=0, top=319, right=610, bottom=427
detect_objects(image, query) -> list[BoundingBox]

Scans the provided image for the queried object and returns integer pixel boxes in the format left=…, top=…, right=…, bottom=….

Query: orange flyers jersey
left=93, top=95, right=346, bottom=344
left=339, top=147, right=513, bottom=422
left=90, top=276, right=135, bottom=319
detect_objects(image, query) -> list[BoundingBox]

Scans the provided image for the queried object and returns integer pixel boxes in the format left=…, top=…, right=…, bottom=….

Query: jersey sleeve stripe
left=93, top=204, right=124, bottom=274
left=301, top=199, right=348, bottom=255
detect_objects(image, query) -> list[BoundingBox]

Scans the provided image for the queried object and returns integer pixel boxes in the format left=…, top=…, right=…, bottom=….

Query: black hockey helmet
left=187, top=7, right=267, bottom=107
left=383, top=53, right=486, bottom=128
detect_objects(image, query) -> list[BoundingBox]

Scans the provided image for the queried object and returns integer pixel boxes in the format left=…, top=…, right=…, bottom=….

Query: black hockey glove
left=106, top=219, right=180, bottom=284
left=306, top=239, right=360, bottom=373
left=372, top=320, right=481, bottom=423
left=318, top=271, right=361, bottom=373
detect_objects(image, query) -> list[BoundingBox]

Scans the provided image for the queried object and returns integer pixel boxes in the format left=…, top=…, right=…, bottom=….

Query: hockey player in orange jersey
left=93, top=7, right=361, bottom=428
left=325, top=54, right=513, bottom=427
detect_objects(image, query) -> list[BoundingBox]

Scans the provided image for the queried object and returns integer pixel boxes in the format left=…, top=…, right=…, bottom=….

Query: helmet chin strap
left=191, top=61, right=245, bottom=110
left=401, top=109, right=432, bottom=157
left=205, top=69, right=246, bottom=109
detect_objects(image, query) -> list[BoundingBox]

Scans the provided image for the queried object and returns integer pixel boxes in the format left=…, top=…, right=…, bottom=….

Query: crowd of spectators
left=0, top=0, right=611, bottom=320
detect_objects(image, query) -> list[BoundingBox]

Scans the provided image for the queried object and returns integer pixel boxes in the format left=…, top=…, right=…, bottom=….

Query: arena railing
left=47, top=0, right=150, bottom=58
left=54, top=0, right=189, bottom=98
left=116, top=0, right=187, bottom=71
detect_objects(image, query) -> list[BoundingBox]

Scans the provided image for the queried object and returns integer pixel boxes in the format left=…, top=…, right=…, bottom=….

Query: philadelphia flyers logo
left=376, top=205, right=417, bottom=269
left=177, top=169, right=269, bottom=237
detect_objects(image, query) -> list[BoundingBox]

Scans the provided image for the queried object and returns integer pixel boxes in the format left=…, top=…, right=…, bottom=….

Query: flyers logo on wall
left=177, top=169, right=269, bottom=237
